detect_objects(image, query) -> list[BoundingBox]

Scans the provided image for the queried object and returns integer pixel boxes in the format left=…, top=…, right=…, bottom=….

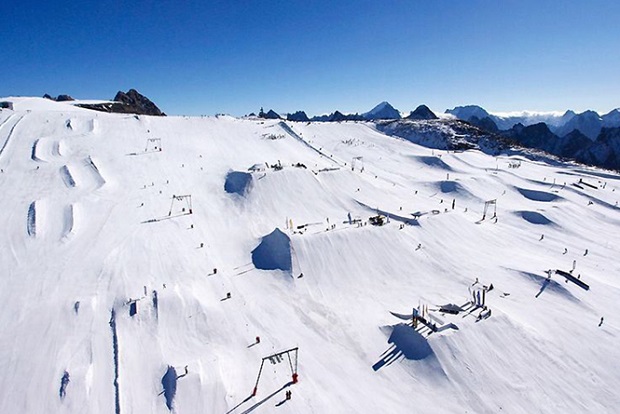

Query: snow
left=1, top=97, right=620, bottom=413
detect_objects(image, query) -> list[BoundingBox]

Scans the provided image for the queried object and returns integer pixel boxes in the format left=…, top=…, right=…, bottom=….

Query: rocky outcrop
left=377, top=119, right=506, bottom=154
left=258, top=108, right=281, bottom=119
left=287, top=111, right=309, bottom=122
left=43, top=94, right=75, bottom=102
left=502, top=122, right=558, bottom=149
left=578, top=127, right=620, bottom=170
left=112, top=89, right=164, bottom=116
left=75, top=89, right=165, bottom=116
left=468, top=116, right=499, bottom=133
left=310, top=111, right=363, bottom=122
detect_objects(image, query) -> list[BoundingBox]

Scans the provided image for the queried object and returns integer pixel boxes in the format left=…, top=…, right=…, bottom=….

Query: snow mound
left=373, top=324, right=439, bottom=371
left=412, top=155, right=453, bottom=170
left=516, top=271, right=580, bottom=303
left=224, top=171, right=252, bottom=196
left=251, top=228, right=292, bottom=272
left=516, top=210, right=554, bottom=225
left=516, top=187, right=562, bottom=202
left=438, top=180, right=460, bottom=193
left=388, top=323, right=434, bottom=360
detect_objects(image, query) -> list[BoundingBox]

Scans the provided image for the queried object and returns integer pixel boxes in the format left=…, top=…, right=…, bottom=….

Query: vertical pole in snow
left=252, top=359, right=265, bottom=397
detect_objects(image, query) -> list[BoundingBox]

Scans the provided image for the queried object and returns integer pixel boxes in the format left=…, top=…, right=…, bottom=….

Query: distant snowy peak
left=445, top=105, right=490, bottom=122
left=492, top=111, right=569, bottom=130
left=405, top=105, right=438, bottom=120
left=363, top=101, right=401, bottom=120
left=556, top=110, right=603, bottom=140
left=446, top=105, right=620, bottom=138
left=602, top=108, right=620, bottom=127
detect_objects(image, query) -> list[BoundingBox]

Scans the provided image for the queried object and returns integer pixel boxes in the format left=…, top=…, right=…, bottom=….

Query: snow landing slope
left=1, top=98, right=620, bottom=414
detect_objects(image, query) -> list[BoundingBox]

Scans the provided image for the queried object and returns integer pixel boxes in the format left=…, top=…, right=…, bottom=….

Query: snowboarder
left=256, top=336, right=260, bottom=344
left=540, top=234, right=544, bottom=241
left=297, top=273, right=303, bottom=279
left=584, top=249, right=589, bottom=256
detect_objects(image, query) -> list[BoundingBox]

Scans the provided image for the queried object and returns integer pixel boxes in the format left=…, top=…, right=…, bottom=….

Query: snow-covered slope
left=1, top=97, right=620, bottom=414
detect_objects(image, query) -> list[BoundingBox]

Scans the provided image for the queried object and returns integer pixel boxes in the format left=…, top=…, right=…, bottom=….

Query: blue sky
left=2, top=1, right=619, bottom=116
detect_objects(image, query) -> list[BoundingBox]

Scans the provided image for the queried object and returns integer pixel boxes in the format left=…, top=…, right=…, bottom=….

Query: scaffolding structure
left=252, top=347, right=299, bottom=397
left=168, top=194, right=193, bottom=216
left=351, top=156, right=364, bottom=172
left=145, top=138, right=163, bottom=153
left=482, top=199, right=497, bottom=221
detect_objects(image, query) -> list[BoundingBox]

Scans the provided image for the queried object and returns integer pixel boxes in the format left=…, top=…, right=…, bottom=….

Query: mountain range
left=447, top=105, right=620, bottom=140
left=14, top=93, right=620, bottom=171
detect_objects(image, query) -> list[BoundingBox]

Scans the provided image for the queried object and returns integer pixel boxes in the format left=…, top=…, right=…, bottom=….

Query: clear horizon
left=2, top=1, right=619, bottom=116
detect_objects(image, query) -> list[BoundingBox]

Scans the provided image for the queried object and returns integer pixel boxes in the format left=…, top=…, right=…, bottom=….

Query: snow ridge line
left=62, top=204, right=74, bottom=239
left=60, top=165, right=76, bottom=187
left=109, top=309, right=121, bottom=414
left=27, top=201, right=36, bottom=237
left=0, top=114, right=25, bottom=159
left=87, top=156, right=106, bottom=187
left=31, top=139, right=43, bottom=161
left=278, top=121, right=343, bottom=167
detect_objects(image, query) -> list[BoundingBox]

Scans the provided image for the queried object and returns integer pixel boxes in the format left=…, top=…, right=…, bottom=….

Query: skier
left=599, top=317, right=604, bottom=327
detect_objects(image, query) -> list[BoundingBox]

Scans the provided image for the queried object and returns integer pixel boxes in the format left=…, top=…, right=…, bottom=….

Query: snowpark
left=1, top=97, right=620, bottom=413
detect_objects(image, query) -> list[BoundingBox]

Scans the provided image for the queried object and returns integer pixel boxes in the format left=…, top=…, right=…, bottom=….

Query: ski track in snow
left=2, top=98, right=620, bottom=414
